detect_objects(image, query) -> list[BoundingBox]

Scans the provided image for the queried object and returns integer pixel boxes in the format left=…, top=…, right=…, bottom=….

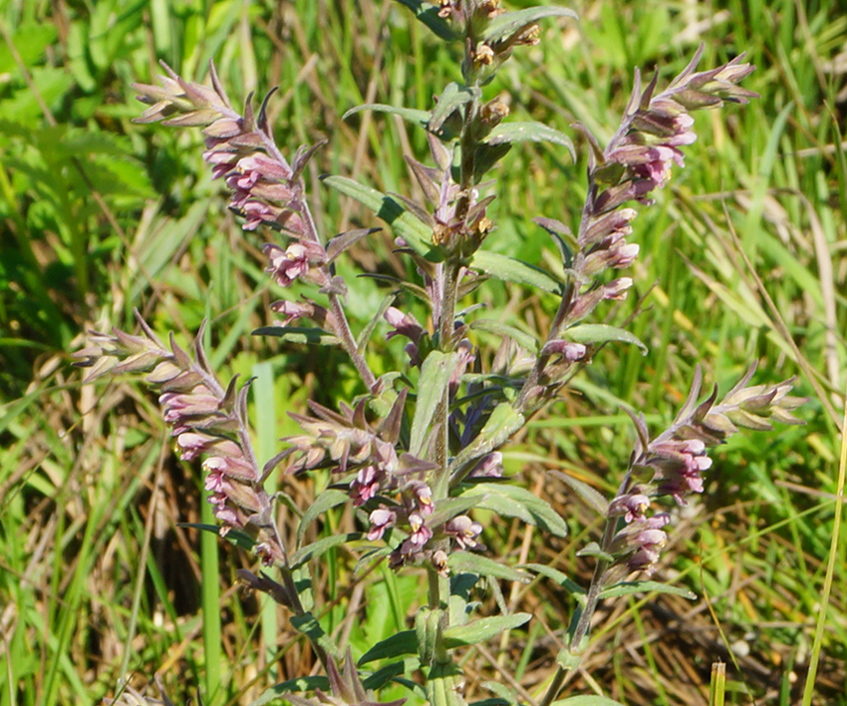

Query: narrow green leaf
left=290, top=612, right=339, bottom=661
left=575, top=541, right=613, bottom=561
left=290, top=533, right=361, bottom=569
left=429, top=82, right=476, bottom=132
left=409, top=351, right=461, bottom=456
left=249, top=677, right=331, bottom=706
left=356, top=294, right=398, bottom=354
left=322, top=175, right=441, bottom=261
left=425, top=495, right=482, bottom=529
left=522, top=563, right=585, bottom=601
left=469, top=318, right=539, bottom=352
left=442, top=612, right=531, bottom=648
left=452, top=402, right=526, bottom=473
left=458, top=484, right=569, bottom=538
left=326, top=227, right=381, bottom=262
left=563, top=323, right=648, bottom=354
left=478, top=683, right=516, bottom=706
left=252, top=326, right=339, bottom=346
left=549, top=470, right=609, bottom=516
left=362, top=661, right=409, bottom=691
left=448, top=551, right=530, bottom=583
left=393, top=0, right=460, bottom=41
left=599, top=580, right=696, bottom=601
left=482, top=7, right=578, bottom=43
left=471, top=251, right=562, bottom=293
left=297, top=488, right=347, bottom=546
left=486, top=122, right=575, bottom=160
left=358, top=630, right=418, bottom=665
left=178, top=523, right=255, bottom=552
left=343, top=103, right=432, bottom=129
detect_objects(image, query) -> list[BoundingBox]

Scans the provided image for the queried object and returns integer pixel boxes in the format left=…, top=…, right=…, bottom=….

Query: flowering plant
left=78, top=2, right=805, bottom=705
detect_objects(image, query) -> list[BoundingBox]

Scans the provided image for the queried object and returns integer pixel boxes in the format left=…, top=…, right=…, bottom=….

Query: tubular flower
left=132, top=62, right=339, bottom=317
left=603, top=365, right=806, bottom=576
left=556, top=49, right=757, bottom=331
left=74, top=314, right=287, bottom=566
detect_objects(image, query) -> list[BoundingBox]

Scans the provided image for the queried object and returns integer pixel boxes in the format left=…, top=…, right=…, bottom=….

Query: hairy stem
left=297, top=183, right=377, bottom=391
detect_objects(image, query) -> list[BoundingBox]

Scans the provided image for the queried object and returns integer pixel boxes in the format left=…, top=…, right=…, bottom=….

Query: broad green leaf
left=358, top=630, right=418, bottom=665
left=343, top=103, right=432, bottom=130
left=131, top=201, right=209, bottom=301
left=290, top=532, right=361, bottom=569
left=393, top=0, right=459, bottom=41
left=487, top=122, right=575, bottom=160
left=297, top=488, right=347, bottom=546
left=471, top=251, right=562, bottom=293
left=409, top=351, right=461, bottom=456
left=469, top=318, right=539, bottom=352
left=563, top=323, right=648, bottom=354
left=448, top=551, right=530, bottom=583
left=249, top=676, right=330, bottom=706
left=551, top=697, right=627, bottom=706
left=252, top=326, right=339, bottom=346
left=442, top=612, right=531, bottom=648
left=599, top=580, right=696, bottom=601
left=458, top=483, right=569, bottom=538
left=322, top=175, right=441, bottom=261
left=482, top=7, right=578, bottom=43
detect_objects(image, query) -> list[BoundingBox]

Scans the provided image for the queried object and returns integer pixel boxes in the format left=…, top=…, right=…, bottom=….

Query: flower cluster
left=605, top=366, right=806, bottom=575
left=74, top=315, right=286, bottom=566
left=133, top=63, right=311, bottom=237
left=133, top=62, right=379, bottom=391
left=280, top=394, right=483, bottom=570
left=559, top=48, right=757, bottom=330
left=436, top=0, right=544, bottom=76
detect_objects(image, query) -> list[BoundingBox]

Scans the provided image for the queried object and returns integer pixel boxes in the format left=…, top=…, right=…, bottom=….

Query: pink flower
left=407, top=513, right=433, bottom=547
left=264, top=241, right=326, bottom=287
left=367, top=508, right=396, bottom=541
left=350, top=465, right=381, bottom=506
left=445, top=515, right=483, bottom=550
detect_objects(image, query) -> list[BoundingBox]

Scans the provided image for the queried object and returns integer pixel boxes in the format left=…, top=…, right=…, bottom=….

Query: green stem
left=298, top=191, right=377, bottom=391
left=539, top=505, right=620, bottom=706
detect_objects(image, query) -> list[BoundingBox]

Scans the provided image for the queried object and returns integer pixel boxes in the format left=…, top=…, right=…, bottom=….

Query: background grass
left=0, top=0, right=845, bottom=705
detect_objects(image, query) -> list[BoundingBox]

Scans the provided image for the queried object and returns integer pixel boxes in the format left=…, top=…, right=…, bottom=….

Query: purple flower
left=264, top=241, right=327, bottom=288
left=75, top=317, right=288, bottom=566
left=542, top=340, right=587, bottom=362
left=367, top=508, right=396, bottom=541
left=406, top=481, right=434, bottom=516
left=407, top=513, right=433, bottom=548
left=467, top=452, right=503, bottom=479
left=445, top=515, right=484, bottom=550
left=350, top=465, right=381, bottom=507
left=608, top=493, right=651, bottom=523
